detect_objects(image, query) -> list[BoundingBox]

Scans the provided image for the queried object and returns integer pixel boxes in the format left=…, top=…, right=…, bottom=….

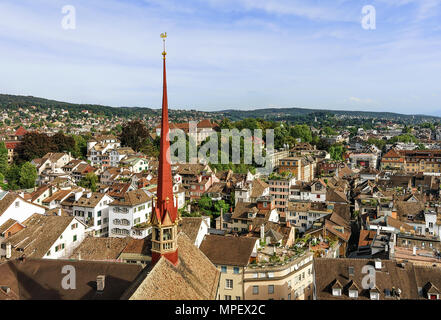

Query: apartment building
left=71, top=192, right=114, bottom=237
left=199, top=235, right=259, bottom=300
left=278, top=157, right=315, bottom=182
left=244, top=251, right=314, bottom=300
left=381, top=149, right=441, bottom=174
left=108, top=189, right=153, bottom=238
left=268, top=175, right=296, bottom=213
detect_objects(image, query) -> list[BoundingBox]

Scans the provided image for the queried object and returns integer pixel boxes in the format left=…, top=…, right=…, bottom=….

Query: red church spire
left=150, top=32, right=179, bottom=266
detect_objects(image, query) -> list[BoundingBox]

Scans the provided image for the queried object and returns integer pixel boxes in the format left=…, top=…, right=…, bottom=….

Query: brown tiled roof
left=70, top=237, right=132, bottom=261
left=358, top=230, right=376, bottom=247
left=42, top=189, right=72, bottom=204
left=231, top=202, right=257, bottom=220
left=124, top=232, right=220, bottom=300
left=122, top=238, right=151, bottom=255
left=314, top=258, right=419, bottom=300
left=178, top=217, right=204, bottom=244
left=414, top=266, right=441, bottom=299
left=110, top=189, right=152, bottom=207
left=0, top=219, right=18, bottom=235
left=386, top=216, right=413, bottom=232
left=0, top=258, right=142, bottom=300
left=73, top=192, right=108, bottom=208
left=250, top=179, right=269, bottom=198
left=5, top=214, right=75, bottom=259
left=199, top=234, right=258, bottom=266
left=326, top=188, right=348, bottom=203
left=325, top=219, right=351, bottom=242
left=0, top=193, right=19, bottom=217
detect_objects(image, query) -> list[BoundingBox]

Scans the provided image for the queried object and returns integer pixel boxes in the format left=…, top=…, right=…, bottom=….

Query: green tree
left=19, top=162, right=37, bottom=189
left=329, top=144, right=345, bottom=161
left=79, top=172, right=98, bottom=192
left=119, top=120, right=150, bottom=152
left=5, top=164, right=20, bottom=190
left=0, top=141, right=8, bottom=175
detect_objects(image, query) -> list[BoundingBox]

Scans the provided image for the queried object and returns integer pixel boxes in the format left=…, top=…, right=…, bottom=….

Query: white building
left=108, top=189, right=153, bottom=238
left=0, top=191, right=46, bottom=226
left=72, top=192, right=114, bottom=237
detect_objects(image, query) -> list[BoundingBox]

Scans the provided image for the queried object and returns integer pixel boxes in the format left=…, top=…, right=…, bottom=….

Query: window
left=224, top=295, right=231, bottom=300
left=163, top=228, right=172, bottom=240
left=221, top=266, right=227, bottom=273
left=268, top=285, right=274, bottom=294
left=253, top=286, right=259, bottom=295
left=370, top=291, right=379, bottom=300
left=233, top=267, right=240, bottom=274
left=226, top=279, right=233, bottom=289
left=288, top=293, right=291, bottom=300
left=332, top=288, right=341, bottom=296
left=349, top=290, right=358, bottom=298
left=73, top=235, right=77, bottom=242
left=15, top=201, right=20, bottom=208
left=236, top=296, right=241, bottom=300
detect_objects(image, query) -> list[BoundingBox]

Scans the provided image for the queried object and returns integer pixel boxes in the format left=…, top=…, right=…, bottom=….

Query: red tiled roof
left=14, top=126, right=27, bottom=136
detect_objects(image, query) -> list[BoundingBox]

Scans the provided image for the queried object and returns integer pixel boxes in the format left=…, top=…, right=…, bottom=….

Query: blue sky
left=0, top=0, right=440, bottom=115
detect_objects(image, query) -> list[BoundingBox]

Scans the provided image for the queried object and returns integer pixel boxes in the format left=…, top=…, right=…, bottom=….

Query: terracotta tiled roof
left=124, top=232, right=220, bottom=300
left=0, top=258, right=142, bottom=300
left=314, top=258, right=419, bottom=300
left=70, top=237, right=132, bottom=261
left=199, top=234, right=258, bottom=266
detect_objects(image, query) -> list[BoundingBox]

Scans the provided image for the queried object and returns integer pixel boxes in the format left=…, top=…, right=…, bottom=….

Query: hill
left=0, top=93, right=439, bottom=123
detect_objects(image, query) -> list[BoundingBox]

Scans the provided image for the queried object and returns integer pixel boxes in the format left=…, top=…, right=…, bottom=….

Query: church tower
left=150, top=32, right=179, bottom=266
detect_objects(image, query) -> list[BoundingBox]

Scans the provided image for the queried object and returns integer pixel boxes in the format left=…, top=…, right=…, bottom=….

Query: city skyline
left=0, top=0, right=440, bottom=115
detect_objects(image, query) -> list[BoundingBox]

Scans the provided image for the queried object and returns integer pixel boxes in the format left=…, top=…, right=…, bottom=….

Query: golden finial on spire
left=160, top=32, right=167, bottom=58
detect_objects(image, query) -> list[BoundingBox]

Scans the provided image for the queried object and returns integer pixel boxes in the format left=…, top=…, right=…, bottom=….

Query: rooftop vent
left=96, top=275, right=105, bottom=292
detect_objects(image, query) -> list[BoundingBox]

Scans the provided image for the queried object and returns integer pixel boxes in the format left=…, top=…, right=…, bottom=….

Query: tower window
left=163, top=228, right=172, bottom=241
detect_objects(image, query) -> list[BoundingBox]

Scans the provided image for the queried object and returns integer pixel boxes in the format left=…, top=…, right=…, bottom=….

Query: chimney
left=96, top=275, right=105, bottom=292
left=58, top=208, right=62, bottom=216
left=413, top=246, right=417, bottom=256
left=375, top=259, right=382, bottom=270
left=74, top=191, right=83, bottom=201
left=219, top=208, right=223, bottom=231
left=187, top=204, right=191, bottom=214
left=86, top=192, right=92, bottom=199
left=6, top=243, right=11, bottom=259
left=260, top=224, right=265, bottom=240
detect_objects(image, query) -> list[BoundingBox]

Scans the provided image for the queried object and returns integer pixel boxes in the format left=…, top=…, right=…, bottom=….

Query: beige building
left=199, top=235, right=259, bottom=300
left=243, top=251, right=314, bottom=300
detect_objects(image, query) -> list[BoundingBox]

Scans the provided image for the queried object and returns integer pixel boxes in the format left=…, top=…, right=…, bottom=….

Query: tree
left=79, top=172, right=98, bottom=192
left=329, top=144, right=345, bottom=161
left=0, top=141, right=8, bottom=175
left=52, top=131, right=75, bottom=153
left=19, top=162, right=37, bottom=189
left=5, top=164, right=21, bottom=190
left=15, top=132, right=56, bottom=162
left=119, top=120, right=150, bottom=152
left=290, top=124, right=312, bottom=143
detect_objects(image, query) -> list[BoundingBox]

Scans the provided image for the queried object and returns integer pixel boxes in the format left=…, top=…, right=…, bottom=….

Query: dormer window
left=370, top=290, right=380, bottom=300
left=332, top=288, right=341, bottom=296
left=349, top=290, right=358, bottom=298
